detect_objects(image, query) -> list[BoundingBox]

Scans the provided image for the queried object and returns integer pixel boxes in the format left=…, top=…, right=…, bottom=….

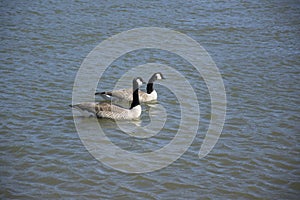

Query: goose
left=95, top=72, right=165, bottom=102
left=70, top=77, right=145, bottom=120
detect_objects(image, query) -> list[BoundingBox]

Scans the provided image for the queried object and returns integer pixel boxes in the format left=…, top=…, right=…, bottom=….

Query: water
left=1, top=0, right=299, bottom=199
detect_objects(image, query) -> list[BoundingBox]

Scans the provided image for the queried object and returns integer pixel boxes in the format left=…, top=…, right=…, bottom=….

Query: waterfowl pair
left=95, top=72, right=164, bottom=102
left=70, top=77, right=145, bottom=120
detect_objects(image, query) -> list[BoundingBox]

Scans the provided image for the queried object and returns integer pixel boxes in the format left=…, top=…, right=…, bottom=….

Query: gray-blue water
left=1, top=1, right=299, bottom=199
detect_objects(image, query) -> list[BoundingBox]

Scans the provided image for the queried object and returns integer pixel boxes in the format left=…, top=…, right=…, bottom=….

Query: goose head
left=133, top=77, right=146, bottom=90
left=155, top=72, right=165, bottom=80
left=148, top=72, right=165, bottom=83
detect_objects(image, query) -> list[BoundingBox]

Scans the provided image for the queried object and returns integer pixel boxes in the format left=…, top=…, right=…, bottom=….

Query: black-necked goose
left=95, top=72, right=165, bottom=102
left=70, top=77, right=145, bottom=120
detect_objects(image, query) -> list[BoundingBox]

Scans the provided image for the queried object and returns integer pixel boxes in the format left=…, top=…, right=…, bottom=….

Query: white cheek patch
left=137, top=79, right=143, bottom=86
left=156, top=74, right=162, bottom=80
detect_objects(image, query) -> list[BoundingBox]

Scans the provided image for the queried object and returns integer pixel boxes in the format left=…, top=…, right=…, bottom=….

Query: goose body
left=70, top=77, right=144, bottom=120
left=96, top=72, right=164, bottom=102
left=70, top=102, right=141, bottom=120
left=99, top=88, right=157, bottom=102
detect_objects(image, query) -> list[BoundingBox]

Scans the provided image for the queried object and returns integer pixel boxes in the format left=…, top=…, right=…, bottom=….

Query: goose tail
left=95, top=91, right=110, bottom=95
left=69, top=102, right=98, bottom=117
left=95, top=91, right=113, bottom=100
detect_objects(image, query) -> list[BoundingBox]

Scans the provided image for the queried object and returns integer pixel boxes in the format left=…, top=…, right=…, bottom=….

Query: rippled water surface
left=1, top=1, right=299, bottom=199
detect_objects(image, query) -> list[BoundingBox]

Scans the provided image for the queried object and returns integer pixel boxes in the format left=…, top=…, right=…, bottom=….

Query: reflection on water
left=1, top=0, right=299, bottom=199
left=116, top=103, right=167, bottom=139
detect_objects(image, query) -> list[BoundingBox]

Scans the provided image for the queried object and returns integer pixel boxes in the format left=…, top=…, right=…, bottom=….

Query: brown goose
left=70, top=77, right=145, bottom=120
left=95, top=72, right=164, bottom=102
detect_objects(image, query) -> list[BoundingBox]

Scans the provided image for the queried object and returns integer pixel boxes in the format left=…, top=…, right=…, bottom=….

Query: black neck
left=146, top=83, right=153, bottom=94
left=147, top=74, right=157, bottom=94
left=130, top=89, right=140, bottom=109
